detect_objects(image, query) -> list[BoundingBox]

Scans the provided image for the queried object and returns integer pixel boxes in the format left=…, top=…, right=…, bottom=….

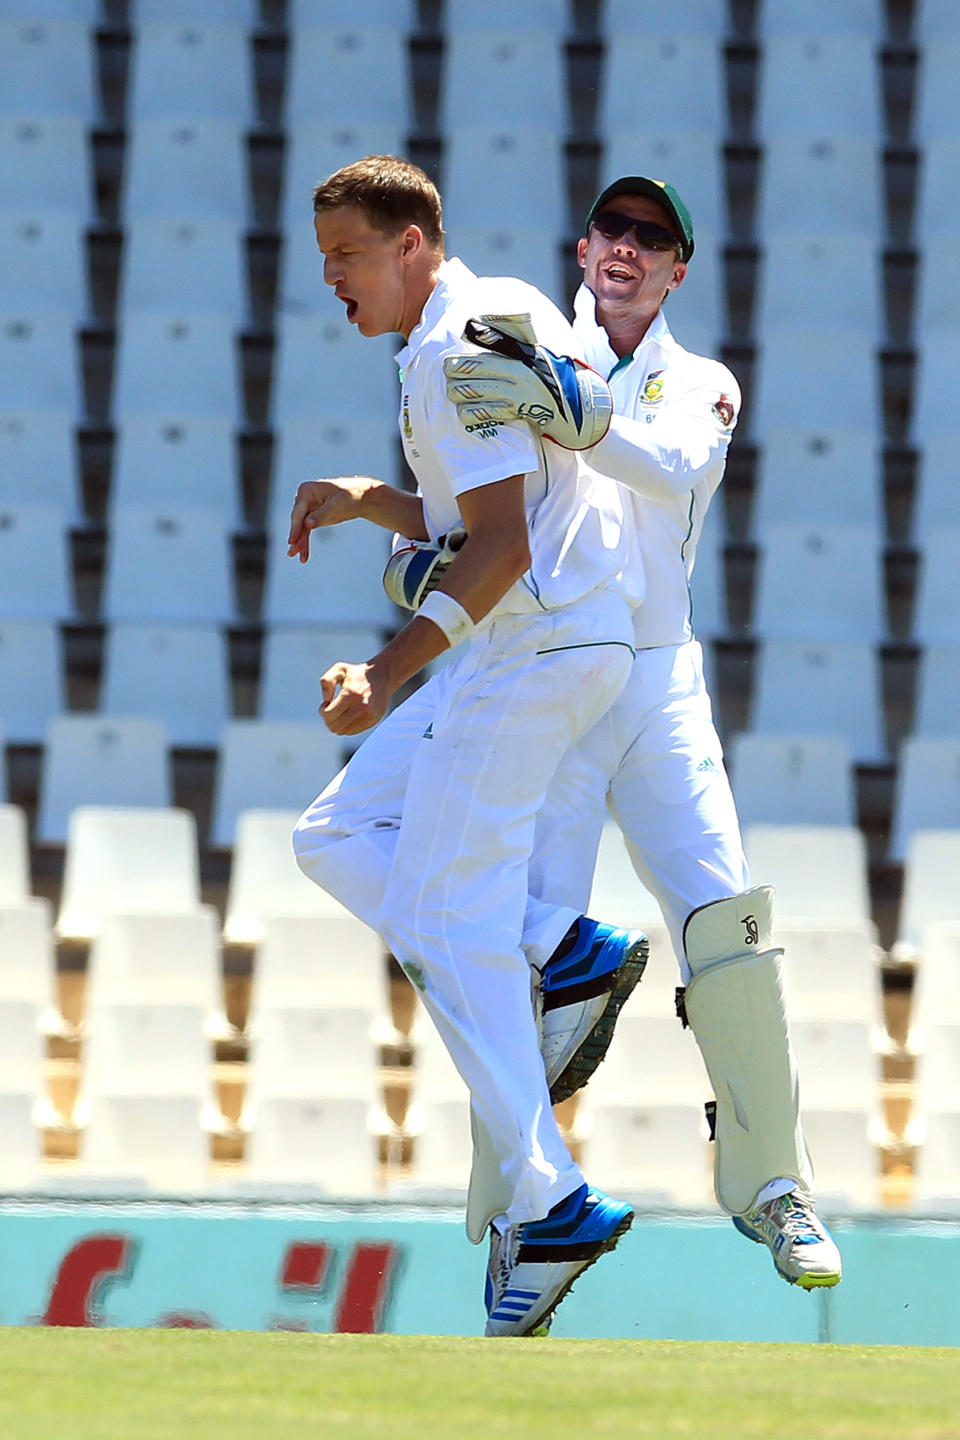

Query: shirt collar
left=572, top=283, right=672, bottom=379
left=396, top=257, right=476, bottom=367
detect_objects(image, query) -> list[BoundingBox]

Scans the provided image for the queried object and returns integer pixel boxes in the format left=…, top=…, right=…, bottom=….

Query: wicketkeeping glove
left=382, top=528, right=467, bottom=610
left=442, top=313, right=613, bottom=450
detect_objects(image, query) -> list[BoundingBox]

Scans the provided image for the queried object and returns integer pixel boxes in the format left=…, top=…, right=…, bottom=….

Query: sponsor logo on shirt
left=463, top=422, right=501, bottom=438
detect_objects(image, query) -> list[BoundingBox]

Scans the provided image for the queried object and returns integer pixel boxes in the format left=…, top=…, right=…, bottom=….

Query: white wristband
left=418, top=589, right=476, bottom=648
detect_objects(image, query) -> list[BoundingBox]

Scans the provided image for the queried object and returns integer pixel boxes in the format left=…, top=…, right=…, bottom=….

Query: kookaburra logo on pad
left=742, top=914, right=759, bottom=945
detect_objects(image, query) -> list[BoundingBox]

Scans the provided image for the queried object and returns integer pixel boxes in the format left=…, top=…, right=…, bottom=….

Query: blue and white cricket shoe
left=540, top=920, right=648, bottom=1104
left=733, top=1186, right=842, bottom=1290
left=484, top=1183, right=634, bottom=1338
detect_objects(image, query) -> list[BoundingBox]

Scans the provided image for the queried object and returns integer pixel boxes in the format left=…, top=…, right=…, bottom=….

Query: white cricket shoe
left=733, top=1186, right=842, bottom=1289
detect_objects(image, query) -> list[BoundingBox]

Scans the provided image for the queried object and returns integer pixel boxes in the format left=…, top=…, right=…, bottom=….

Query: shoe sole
left=514, top=1210, right=635, bottom=1338
left=548, top=937, right=649, bottom=1105
left=733, top=1217, right=842, bottom=1290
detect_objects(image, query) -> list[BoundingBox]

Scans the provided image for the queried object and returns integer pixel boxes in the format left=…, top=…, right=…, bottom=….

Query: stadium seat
left=209, top=723, right=345, bottom=849
left=0, top=214, right=87, bottom=316
left=86, top=909, right=231, bottom=1039
left=267, top=417, right=398, bottom=521
left=751, top=524, right=886, bottom=643
left=576, top=1098, right=714, bottom=1208
left=657, top=235, right=724, bottom=355
left=889, top=741, right=960, bottom=863
left=791, top=1018, right=884, bottom=1113
left=100, top=623, right=231, bottom=748
left=112, top=314, right=241, bottom=419
left=285, top=27, right=411, bottom=126
left=78, top=1093, right=211, bottom=1191
left=280, top=122, right=405, bottom=234
left=270, top=311, right=397, bottom=421
left=0, top=620, right=65, bottom=744
left=123, top=120, right=250, bottom=223
left=754, top=233, right=883, bottom=339
left=910, top=332, right=960, bottom=444
left=81, top=999, right=212, bottom=1096
left=913, top=239, right=960, bottom=342
left=907, top=925, right=960, bottom=1043
left=261, top=517, right=396, bottom=628
left=243, top=1094, right=384, bottom=1194
left=587, top=819, right=672, bottom=933
left=894, top=831, right=960, bottom=960
left=778, top=924, right=886, bottom=1025
left=56, top=806, right=202, bottom=943
left=0, top=0, right=100, bottom=18
left=0, top=315, right=82, bottom=415
left=400, top=1095, right=472, bottom=1194
left=913, top=646, right=960, bottom=737
left=102, top=506, right=235, bottom=625
left=0, top=998, right=48, bottom=1104
left=0, top=410, right=83, bottom=521
left=440, top=31, right=567, bottom=135
left=442, top=130, right=567, bottom=237
left=909, top=1108, right=960, bottom=1214
left=127, top=23, right=255, bottom=124
left=0, top=506, right=73, bottom=620
left=0, top=804, right=30, bottom=903
left=916, top=39, right=960, bottom=143
left=687, top=511, right=728, bottom=639
left=599, top=134, right=727, bottom=238
left=444, top=0, right=565, bottom=27
left=730, top=735, right=856, bottom=828
left=913, top=438, right=960, bottom=541
left=118, top=220, right=248, bottom=322
left=0, top=898, right=63, bottom=1032
left=110, top=416, right=241, bottom=526
left=252, top=913, right=390, bottom=1021
left=440, top=226, right=565, bottom=308
left=600, top=35, right=725, bottom=137
left=916, top=0, right=960, bottom=38
left=749, top=330, right=881, bottom=439
left=259, top=625, right=387, bottom=724
left=756, top=35, right=882, bottom=137
left=757, top=0, right=885, bottom=34
left=0, top=1091, right=42, bottom=1188
left=749, top=639, right=886, bottom=764
left=752, top=429, right=883, bottom=534
left=912, top=530, right=960, bottom=645
left=755, top=136, right=883, bottom=238
left=0, top=20, right=97, bottom=120
left=133, top=0, right=257, bottom=20
left=797, top=1108, right=881, bottom=1212
left=246, top=1004, right=383, bottom=1100
left=743, top=824, right=873, bottom=929
left=0, top=119, right=92, bottom=220
left=289, top=0, right=415, bottom=24
left=910, top=1023, right=960, bottom=1112
left=603, top=0, right=727, bottom=32
left=222, top=809, right=350, bottom=946
left=914, top=139, right=960, bottom=248
left=587, top=1012, right=711, bottom=1105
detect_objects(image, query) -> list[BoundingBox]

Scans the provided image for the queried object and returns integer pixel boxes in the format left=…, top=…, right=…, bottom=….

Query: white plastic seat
left=0, top=20, right=96, bottom=119
left=443, top=130, right=566, bottom=236
left=889, top=741, right=960, bottom=863
left=751, top=524, right=886, bottom=643
left=603, top=0, right=727, bottom=32
left=908, top=926, right=960, bottom=1044
left=222, top=810, right=353, bottom=946
left=123, top=120, right=249, bottom=223
left=914, top=239, right=960, bottom=340
left=750, top=331, right=881, bottom=440
left=587, top=1012, right=711, bottom=1105
left=285, top=27, right=410, bottom=125
left=82, top=999, right=211, bottom=1096
left=0, top=619, right=65, bottom=743
left=79, top=1093, right=210, bottom=1191
left=244, top=1094, right=384, bottom=1193
left=270, top=311, right=397, bottom=422
left=791, top=1018, right=882, bottom=1111
left=0, top=119, right=92, bottom=221
left=0, top=214, right=87, bottom=315
left=252, top=913, right=389, bottom=1018
left=0, top=411, right=83, bottom=521
left=0, top=899, right=60, bottom=1015
left=110, top=417, right=241, bottom=526
left=210, top=722, right=345, bottom=849
left=247, top=1004, right=381, bottom=1100
left=261, top=517, right=395, bottom=628
left=916, top=40, right=960, bottom=143
left=909, top=1024, right=960, bottom=1112
left=401, top=1095, right=472, bottom=1193
left=798, top=1108, right=880, bottom=1211
left=914, top=139, right=960, bottom=247
left=0, top=505, right=72, bottom=620
left=280, top=122, right=405, bottom=234
left=758, top=0, right=885, bottom=34
left=756, top=35, right=882, bottom=137
left=100, top=623, right=231, bottom=748
left=440, top=227, right=564, bottom=308
left=259, top=625, right=387, bottom=723
left=755, top=233, right=883, bottom=339
left=409, top=1006, right=472, bottom=1104
left=290, top=0, right=415, bottom=24
left=56, top=806, right=201, bottom=943
left=778, top=924, right=886, bottom=1024
left=119, top=220, right=247, bottom=322
left=268, top=418, right=398, bottom=524
left=659, top=235, right=724, bottom=355
left=0, top=1091, right=41, bottom=1187
left=127, top=23, right=255, bottom=123
left=87, top=909, right=228, bottom=1038
left=753, top=429, right=882, bottom=534
left=730, top=735, right=856, bottom=828
left=916, top=0, right=960, bottom=38
left=914, top=646, right=960, bottom=737
left=909, top=1109, right=960, bottom=1214
left=588, top=819, right=671, bottom=932
left=0, top=315, right=82, bottom=415
left=440, top=31, right=566, bottom=134
left=575, top=1098, right=713, bottom=1207
left=895, top=832, right=960, bottom=960
left=744, top=824, right=873, bottom=928
left=914, top=439, right=960, bottom=541
left=0, top=804, right=30, bottom=903
left=601, top=35, right=725, bottom=137
left=445, top=0, right=566, bottom=26
left=102, top=506, right=235, bottom=625
left=0, top=997, right=49, bottom=1097
left=756, top=136, right=883, bottom=238
left=910, top=333, right=960, bottom=444
left=687, top=506, right=727, bottom=639
left=913, top=530, right=960, bottom=645
left=113, top=314, right=240, bottom=419
left=0, top=0, right=100, bottom=17
left=750, top=639, right=886, bottom=764
left=599, top=134, right=726, bottom=238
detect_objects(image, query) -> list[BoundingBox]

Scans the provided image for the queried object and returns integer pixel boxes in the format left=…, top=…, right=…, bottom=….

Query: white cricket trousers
left=293, top=590, right=635, bottom=1228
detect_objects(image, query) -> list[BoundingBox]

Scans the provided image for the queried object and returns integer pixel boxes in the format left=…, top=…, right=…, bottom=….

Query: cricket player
left=443, top=176, right=843, bottom=1290
left=289, top=155, right=643, bottom=1337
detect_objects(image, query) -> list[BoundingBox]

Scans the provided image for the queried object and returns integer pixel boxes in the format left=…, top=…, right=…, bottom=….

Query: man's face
left=577, top=193, right=686, bottom=318
left=314, top=205, right=414, bottom=337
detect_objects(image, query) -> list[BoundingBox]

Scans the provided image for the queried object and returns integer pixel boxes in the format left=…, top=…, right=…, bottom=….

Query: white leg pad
left=683, top=886, right=814, bottom=1216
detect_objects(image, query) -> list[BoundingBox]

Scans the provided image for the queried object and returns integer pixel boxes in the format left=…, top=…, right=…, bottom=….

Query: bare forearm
left=358, top=480, right=428, bottom=540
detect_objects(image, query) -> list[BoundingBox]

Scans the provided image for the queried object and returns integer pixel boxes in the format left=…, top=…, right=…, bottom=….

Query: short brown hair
left=313, top=154, right=444, bottom=251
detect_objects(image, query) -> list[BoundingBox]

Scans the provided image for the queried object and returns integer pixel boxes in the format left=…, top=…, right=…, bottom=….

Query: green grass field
left=0, top=1332, right=957, bottom=1440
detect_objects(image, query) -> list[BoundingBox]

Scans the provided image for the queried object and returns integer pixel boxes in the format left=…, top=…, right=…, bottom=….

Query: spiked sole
left=547, top=937, right=649, bottom=1104
left=514, top=1211, right=635, bottom=1338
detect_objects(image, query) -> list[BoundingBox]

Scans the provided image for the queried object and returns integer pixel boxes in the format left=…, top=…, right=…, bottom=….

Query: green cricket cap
left=586, top=176, right=695, bottom=262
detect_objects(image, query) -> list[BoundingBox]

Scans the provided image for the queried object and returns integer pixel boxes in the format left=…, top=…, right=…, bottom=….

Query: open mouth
left=603, top=264, right=635, bottom=285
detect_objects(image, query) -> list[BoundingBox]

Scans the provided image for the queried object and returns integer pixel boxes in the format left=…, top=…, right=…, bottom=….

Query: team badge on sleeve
left=712, top=394, right=735, bottom=427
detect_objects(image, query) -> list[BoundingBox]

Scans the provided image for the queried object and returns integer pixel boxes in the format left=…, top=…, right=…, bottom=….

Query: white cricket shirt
left=395, top=259, right=641, bottom=618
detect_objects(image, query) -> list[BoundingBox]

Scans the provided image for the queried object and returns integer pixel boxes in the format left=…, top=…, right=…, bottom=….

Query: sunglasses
left=590, top=209, right=681, bottom=254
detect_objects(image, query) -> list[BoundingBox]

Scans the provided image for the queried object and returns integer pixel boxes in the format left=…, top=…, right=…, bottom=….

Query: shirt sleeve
left=426, top=355, right=542, bottom=500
